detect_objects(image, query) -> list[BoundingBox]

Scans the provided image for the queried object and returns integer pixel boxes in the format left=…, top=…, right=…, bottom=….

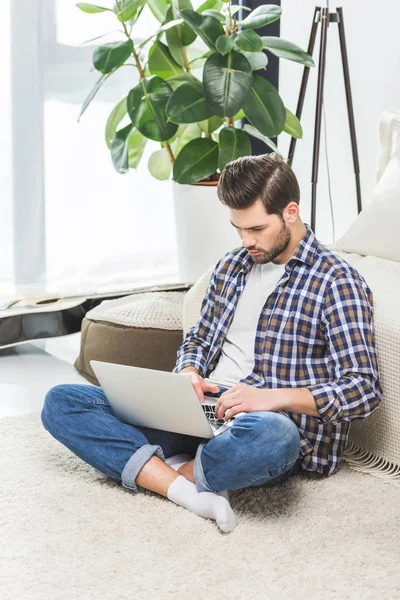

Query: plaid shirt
left=173, top=222, right=383, bottom=477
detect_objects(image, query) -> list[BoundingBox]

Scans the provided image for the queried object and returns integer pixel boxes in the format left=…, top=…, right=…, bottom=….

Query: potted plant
left=77, top=0, right=314, bottom=281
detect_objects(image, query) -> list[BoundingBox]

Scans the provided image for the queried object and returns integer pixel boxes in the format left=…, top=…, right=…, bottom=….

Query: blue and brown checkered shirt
left=173, top=222, right=383, bottom=477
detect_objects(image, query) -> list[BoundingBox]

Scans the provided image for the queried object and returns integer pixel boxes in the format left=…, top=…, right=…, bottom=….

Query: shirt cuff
left=172, top=355, right=206, bottom=376
left=307, top=383, right=344, bottom=424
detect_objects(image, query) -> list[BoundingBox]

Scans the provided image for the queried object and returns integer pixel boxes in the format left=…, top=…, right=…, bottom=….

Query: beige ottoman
left=74, top=291, right=186, bottom=386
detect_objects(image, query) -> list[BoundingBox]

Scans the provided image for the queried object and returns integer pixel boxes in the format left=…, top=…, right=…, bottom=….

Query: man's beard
left=250, top=220, right=291, bottom=264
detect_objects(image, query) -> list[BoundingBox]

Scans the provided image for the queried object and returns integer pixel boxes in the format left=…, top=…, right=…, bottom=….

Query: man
left=41, top=153, right=383, bottom=533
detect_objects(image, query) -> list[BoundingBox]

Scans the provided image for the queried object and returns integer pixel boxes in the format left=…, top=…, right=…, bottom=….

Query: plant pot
left=172, top=180, right=240, bottom=283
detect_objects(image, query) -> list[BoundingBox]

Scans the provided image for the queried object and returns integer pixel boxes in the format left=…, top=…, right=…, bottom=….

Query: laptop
left=90, top=360, right=246, bottom=438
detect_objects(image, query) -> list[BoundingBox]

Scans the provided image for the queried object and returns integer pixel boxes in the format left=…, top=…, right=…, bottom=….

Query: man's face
left=229, top=198, right=291, bottom=265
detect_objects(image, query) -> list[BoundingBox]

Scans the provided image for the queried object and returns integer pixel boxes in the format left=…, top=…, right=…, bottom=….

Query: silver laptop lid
left=90, top=360, right=215, bottom=438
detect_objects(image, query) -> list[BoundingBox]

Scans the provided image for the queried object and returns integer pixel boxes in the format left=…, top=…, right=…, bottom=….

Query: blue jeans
left=41, top=383, right=302, bottom=493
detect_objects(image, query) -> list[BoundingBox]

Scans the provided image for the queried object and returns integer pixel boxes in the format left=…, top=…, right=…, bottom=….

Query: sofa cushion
left=74, top=291, right=186, bottom=386
left=333, top=141, right=400, bottom=262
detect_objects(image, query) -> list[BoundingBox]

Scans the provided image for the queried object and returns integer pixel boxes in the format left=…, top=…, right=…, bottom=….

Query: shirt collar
left=240, top=222, right=318, bottom=272
left=287, top=222, right=318, bottom=268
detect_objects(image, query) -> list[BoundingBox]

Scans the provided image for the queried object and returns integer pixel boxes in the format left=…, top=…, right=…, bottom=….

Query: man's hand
left=179, top=369, right=219, bottom=402
left=215, top=383, right=278, bottom=420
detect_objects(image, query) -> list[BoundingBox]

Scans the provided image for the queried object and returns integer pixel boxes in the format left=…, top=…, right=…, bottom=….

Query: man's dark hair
left=217, top=153, right=300, bottom=219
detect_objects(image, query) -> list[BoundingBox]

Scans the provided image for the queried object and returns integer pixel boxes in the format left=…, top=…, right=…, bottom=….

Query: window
left=1, top=0, right=180, bottom=302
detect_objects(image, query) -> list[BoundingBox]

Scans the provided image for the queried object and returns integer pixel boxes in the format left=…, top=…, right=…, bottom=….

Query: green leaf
left=166, top=72, right=201, bottom=91
left=165, top=1, right=197, bottom=67
left=229, top=5, right=251, bottom=17
left=105, top=96, right=128, bottom=148
left=261, top=37, right=315, bottom=67
left=188, top=49, right=213, bottom=69
left=233, top=108, right=245, bottom=121
left=116, top=0, right=146, bottom=22
left=242, top=74, right=286, bottom=137
left=173, top=0, right=198, bottom=45
left=178, top=9, right=225, bottom=51
left=148, top=148, right=172, bottom=179
left=127, top=77, right=178, bottom=141
left=240, top=4, right=282, bottom=30
left=283, top=107, right=303, bottom=138
left=148, top=40, right=184, bottom=78
left=147, top=0, right=169, bottom=22
left=201, top=9, right=226, bottom=23
left=185, top=46, right=210, bottom=70
left=78, top=73, right=110, bottom=121
left=127, top=129, right=147, bottom=168
left=235, top=30, right=263, bottom=53
left=76, top=3, right=112, bottom=13
left=168, top=122, right=202, bottom=150
left=216, top=35, right=235, bottom=56
left=135, top=24, right=171, bottom=52
left=239, top=50, right=268, bottom=70
left=168, top=124, right=183, bottom=143
left=173, top=137, right=219, bottom=184
left=127, top=4, right=146, bottom=26
left=158, top=17, right=185, bottom=32
left=110, top=123, right=134, bottom=173
left=187, top=46, right=208, bottom=61
left=218, top=126, right=252, bottom=171
left=166, top=80, right=213, bottom=123
left=243, top=123, right=284, bottom=156
left=93, top=39, right=133, bottom=74
left=174, top=123, right=203, bottom=153
left=198, top=0, right=223, bottom=13
left=199, top=115, right=224, bottom=135
left=203, top=50, right=253, bottom=117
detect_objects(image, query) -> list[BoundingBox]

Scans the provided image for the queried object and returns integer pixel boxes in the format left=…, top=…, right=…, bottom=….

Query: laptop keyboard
left=201, top=393, right=248, bottom=435
left=201, top=397, right=238, bottom=435
left=202, top=403, right=227, bottom=428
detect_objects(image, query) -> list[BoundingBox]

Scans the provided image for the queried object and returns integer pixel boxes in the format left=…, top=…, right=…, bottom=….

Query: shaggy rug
left=1, top=413, right=399, bottom=600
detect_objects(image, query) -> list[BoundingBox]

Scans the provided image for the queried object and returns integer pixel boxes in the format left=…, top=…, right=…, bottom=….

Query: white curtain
left=1, top=0, right=179, bottom=300
left=0, top=1, right=13, bottom=293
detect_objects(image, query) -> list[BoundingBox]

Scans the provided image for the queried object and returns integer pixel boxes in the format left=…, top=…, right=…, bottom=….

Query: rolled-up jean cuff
left=194, top=440, right=213, bottom=493
left=121, top=444, right=165, bottom=493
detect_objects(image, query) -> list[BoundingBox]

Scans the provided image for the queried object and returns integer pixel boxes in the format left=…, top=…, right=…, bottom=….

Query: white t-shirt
left=207, top=260, right=286, bottom=388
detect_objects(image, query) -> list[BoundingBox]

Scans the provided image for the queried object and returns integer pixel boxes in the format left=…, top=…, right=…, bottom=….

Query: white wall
left=279, top=0, right=400, bottom=244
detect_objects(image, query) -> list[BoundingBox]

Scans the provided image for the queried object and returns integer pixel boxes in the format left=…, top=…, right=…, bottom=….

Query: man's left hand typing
left=215, top=383, right=279, bottom=420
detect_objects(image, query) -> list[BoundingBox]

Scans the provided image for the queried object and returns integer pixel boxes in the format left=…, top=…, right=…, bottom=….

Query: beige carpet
left=1, top=413, right=399, bottom=600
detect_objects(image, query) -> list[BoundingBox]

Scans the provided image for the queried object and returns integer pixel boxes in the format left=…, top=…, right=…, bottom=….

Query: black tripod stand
left=287, top=6, right=362, bottom=234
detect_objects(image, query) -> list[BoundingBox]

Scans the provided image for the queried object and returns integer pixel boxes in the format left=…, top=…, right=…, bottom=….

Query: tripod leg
left=287, top=6, right=320, bottom=167
left=311, top=7, right=329, bottom=233
left=337, top=7, right=362, bottom=213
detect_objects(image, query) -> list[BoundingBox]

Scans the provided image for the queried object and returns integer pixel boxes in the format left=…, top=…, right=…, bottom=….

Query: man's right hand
left=179, top=368, right=220, bottom=403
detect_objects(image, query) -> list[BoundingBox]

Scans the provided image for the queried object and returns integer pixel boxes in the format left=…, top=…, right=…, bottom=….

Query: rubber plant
left=77, top=0, right=314, bottom=184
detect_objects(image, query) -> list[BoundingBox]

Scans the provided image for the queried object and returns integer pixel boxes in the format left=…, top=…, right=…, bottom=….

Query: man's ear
left=285, top=202, right=300, bottom=223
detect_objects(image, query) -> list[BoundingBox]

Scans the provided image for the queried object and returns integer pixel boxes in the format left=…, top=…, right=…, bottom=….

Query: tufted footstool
left=74, top=291, right=187, bottom=386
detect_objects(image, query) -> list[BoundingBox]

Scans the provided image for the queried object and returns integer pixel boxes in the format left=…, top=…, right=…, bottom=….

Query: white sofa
left=182, top=110, right=400, bottom=488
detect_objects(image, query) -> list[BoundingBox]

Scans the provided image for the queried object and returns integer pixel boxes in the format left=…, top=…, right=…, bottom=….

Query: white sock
left=165, top=453, right=230, bottom=501
left=93, top=454, right=193, bottom=481
left=165, top=453, right=192, bottom=471
left=167, top=475, right=237, bottom=533
left=93, top=456, right=235, bottom=530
